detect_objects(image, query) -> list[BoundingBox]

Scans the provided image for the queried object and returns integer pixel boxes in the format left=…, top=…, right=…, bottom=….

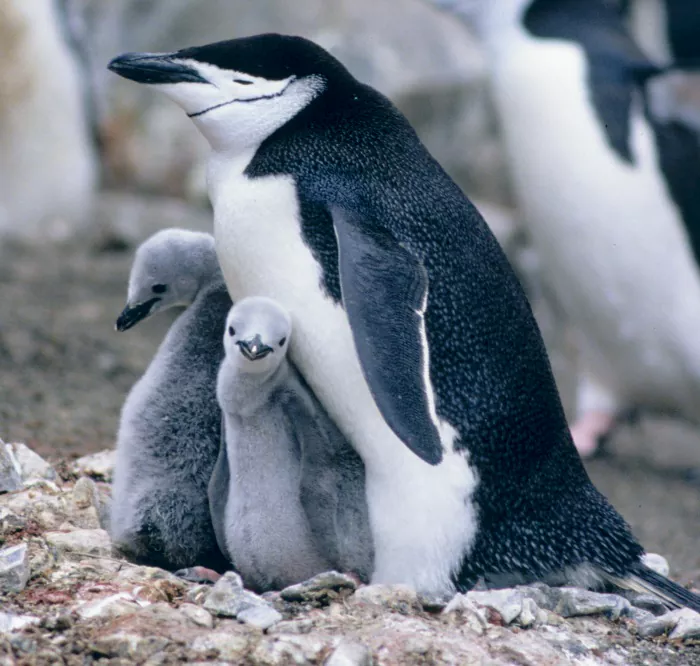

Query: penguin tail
left=602, top=564, right=700, bottom=614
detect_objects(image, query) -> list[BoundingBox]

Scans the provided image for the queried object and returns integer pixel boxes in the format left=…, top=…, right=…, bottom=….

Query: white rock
left=90, top=632, right=169, bottom=660
left=0, top=612, right=39, bottom=633
left=0, top=543, right=30, bottom=592
left=468, top=589, right=525, bottom=625
left=669, top=608, right=700, bottom=640
left=554, top=588, right=630, bottom=620
left=77, top=593, right=142, bottom=620
left=325, top=639, right=373, bottom=666
left=203, top=571, right=269, bottom=618
left=5, top=443, right=55, bottom=482
left=0, top=507, right=25, bottom=535
left=0, top=441, right=22, bottom=493
left=72, top=450, right=116, bottom=481
left=252, top=634, right=329, bottom=665
left=637, top=608, right=686, bottom=638
left=352, top=584, right=418, bottom=609
left=280, top=571, right=358, bottom=602
left=189, top=633, right=250, bottom=661
left=45, top=528, right=112, bottom=559
left=179, top=603, right=214, bottom=629
left=71, top=477, right=98, bottom=510
left=642, top=553, right=670, bottom=578
left=517, top=597, right=540, bottom=628
left=237, top=604, right=283, bottom=631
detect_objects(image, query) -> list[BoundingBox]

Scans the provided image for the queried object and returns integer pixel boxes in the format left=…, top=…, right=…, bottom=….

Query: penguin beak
left=116, top=298, right=161, bottom=331
left=108, top=52, right=208, bottom=85
left=236, top=335, right=274, bottom=361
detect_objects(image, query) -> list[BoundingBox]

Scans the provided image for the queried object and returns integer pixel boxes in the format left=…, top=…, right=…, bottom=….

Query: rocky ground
left=2, top=192, right=700, bottom=664
left=1, top=440, right=700, bottom=666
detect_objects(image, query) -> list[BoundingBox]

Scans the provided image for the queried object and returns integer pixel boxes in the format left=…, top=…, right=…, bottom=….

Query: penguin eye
left=228, top=326, right=235, bottom=337
left=279, top=337, right=286, bottom=346
left=152, top=284, right=167, bottom=294
left=233, top=78, right=253, bottom=85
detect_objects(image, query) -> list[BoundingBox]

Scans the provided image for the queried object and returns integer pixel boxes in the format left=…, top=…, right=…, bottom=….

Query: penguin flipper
left=331, top=206, right=443, bottom=466
left=602, top=563, right=700, bottom=614
left=207, top=415, right=232, bottom=563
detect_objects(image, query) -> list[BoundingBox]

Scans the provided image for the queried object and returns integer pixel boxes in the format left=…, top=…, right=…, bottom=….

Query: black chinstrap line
left=187, top=77, right=297, bottom=118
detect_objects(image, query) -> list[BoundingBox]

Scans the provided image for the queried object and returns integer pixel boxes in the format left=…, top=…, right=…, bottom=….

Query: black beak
left=107, top=52, right=208, bottom=85
left=115, top=297, right=161, bottom=332
left=236, top=335, right=274, bottom=361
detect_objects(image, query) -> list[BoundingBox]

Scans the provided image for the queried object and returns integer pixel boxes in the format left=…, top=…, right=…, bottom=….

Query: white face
left=152, top=59, right=325, bottom=152
left=222, top=297, right=292, bottom=375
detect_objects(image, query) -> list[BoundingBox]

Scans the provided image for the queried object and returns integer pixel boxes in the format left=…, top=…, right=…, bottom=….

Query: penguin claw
left=174, top=566, right=222, bottom=584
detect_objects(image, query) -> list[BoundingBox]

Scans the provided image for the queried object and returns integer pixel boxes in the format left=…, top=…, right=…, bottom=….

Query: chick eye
left=233, top=78, right=253, bottom=85
left=228, top=326, right=235, bottom=337
left=278, top=337, right=286, bottom=346
left=152, top=284, right=167, bottom=294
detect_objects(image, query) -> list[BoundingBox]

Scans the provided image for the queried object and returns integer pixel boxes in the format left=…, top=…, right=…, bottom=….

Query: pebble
left=468, top=589, right=526, bottom=624
left=442, top=594, right=490, bottom=635
left=90, top=632, right=170, bottom=660
left=189, top=632, right=250, bottom=661
left=625, top=593, right=670, bottom=616
left=280, top=571, right=358, bottom=603
left=203, top=572, right=271, bottom=618
left=669, top=608, right=700, bottom=639
left=5, top=443, right=56, bottom=482
left=326, top=639, right=373, bottom=666
left=642, top=553, right=670, bottom=577
left=72, top=450, right=115, bottom=481
left=0, top=440, right=23, bottom=493
left=44, top=528, right=111, bottom=559
left=351, top=584, right=419, bottom=612
left=0, top=612, right=40, bottom=633
left=0, top=507, right=26, bottom=536
left=237, top=604, right=283, bottom=631
left=554, top=588, right=630, bottom=620
left=77, top=593, right=143, bottom=620
left=0, top=543, right=30, bottom=592
left=179, top=603, right=214, bottom=629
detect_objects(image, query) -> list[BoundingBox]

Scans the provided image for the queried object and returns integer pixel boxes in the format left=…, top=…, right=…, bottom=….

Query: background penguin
left=213, top=296, right=373, bottom=592
left=436, top=0, right=700, bottom=458
left=108, top=34, right=700, bottom=610
left=111, top=228, right=230, bottom=573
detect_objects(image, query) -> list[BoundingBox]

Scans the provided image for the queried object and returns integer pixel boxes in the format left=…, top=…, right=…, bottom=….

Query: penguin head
left=107, top=34, right=348, bottom=152
left=116, top=228, right=219, bottom=331
left=222, top=297, right=291, bottom=375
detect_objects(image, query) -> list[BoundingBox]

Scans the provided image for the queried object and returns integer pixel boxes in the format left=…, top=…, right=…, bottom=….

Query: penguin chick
left=211, top=297, right=373, bottom=592
left=111, top=228, right=231, bottom=572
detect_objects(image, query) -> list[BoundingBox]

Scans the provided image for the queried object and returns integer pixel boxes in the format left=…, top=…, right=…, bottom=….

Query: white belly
left=490, top=36, right=700, bottom=416
left=208, top=152, right=478, bottom=594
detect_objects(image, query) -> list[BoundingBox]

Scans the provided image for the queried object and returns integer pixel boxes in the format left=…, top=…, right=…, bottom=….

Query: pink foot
left=570, top=411, right=615, bottom=458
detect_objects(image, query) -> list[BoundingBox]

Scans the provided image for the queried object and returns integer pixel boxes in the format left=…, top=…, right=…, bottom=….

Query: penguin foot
left=174, top=566, right=222, bottom=584
left=570, top=410, right=616, bottom=458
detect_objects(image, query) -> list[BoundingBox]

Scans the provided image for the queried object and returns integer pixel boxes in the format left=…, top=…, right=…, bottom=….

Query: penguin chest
left=489, top=36, right=700, bottom=407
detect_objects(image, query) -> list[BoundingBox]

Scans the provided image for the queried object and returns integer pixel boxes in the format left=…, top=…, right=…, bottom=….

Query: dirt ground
left=1, top=198, right=699, bottom=586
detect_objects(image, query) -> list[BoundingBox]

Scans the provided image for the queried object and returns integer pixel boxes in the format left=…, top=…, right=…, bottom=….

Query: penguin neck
left=219, top=358, right=289, bottom=418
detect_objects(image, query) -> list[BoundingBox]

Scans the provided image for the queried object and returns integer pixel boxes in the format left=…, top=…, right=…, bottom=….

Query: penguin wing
left=207, top=415, right=231, bottom=562
left=331, top=206, right=444, bottom=466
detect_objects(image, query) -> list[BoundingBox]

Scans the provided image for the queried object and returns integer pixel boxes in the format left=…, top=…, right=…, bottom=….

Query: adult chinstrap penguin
left=211, top=296, right=373, bottom=591
left=108, top=34, right=700, bottom=610
left=110, top=228, right=231, bottom=573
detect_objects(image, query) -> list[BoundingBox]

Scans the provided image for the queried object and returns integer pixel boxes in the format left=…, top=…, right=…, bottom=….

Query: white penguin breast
left=208, top=151, right=478, bottom=595
left=489, top=35, right=700, bottom=413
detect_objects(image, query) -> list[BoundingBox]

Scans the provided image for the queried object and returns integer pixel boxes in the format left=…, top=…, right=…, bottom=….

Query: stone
left=0, top=612, right=40, bottom=633
left=637, top=609, right=686, bottom=638
left=251, top=634, right=329, bottom=665
left=517, top=597, right=540, bottom=628
left=90, top=632, right=170, bottom=660
left=267, top=618, right=315, bottom=635
left=237, top=604, right=283, bottom=631
left=72, top=450, right=116, bottom=481
left=203, top=571, right=270, bottom=618
left=77, top=592, right=142, bottom=620
left=68, top=477, right=102, bottom=529
left=351, top=584, right=419, bottom=612
left=71, top=477, right=98, bottom=510
left=418, top=592, right=454, bottom=612
left=185, top=584, right=211, bottom=605
left=5, top=443, right=56, bottom=482
left=442, top=594, right=489, bottom=634
left=0, top=441, right=22, bottom=493
left=0, top=507, right=25, bottom=537
left=0, top=543, right=30, bottom=592
left=179, top=603, right=214, bottom=629
left=554, top=588, right=631, bottom=620
left=625, top=593, right=670, bottom=616
left=44, top=528, right=111, bottom=559
left=189, top=632, right=251, bottom=661
left=642, top=553, right=670, bottom=578
left=280, top=571, right=359, bottom=603
left=326, top=639, right=373, bottom=666
left=669, top=608, right=700, bottom=640
left=468, top=589, right=525, bottom=625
